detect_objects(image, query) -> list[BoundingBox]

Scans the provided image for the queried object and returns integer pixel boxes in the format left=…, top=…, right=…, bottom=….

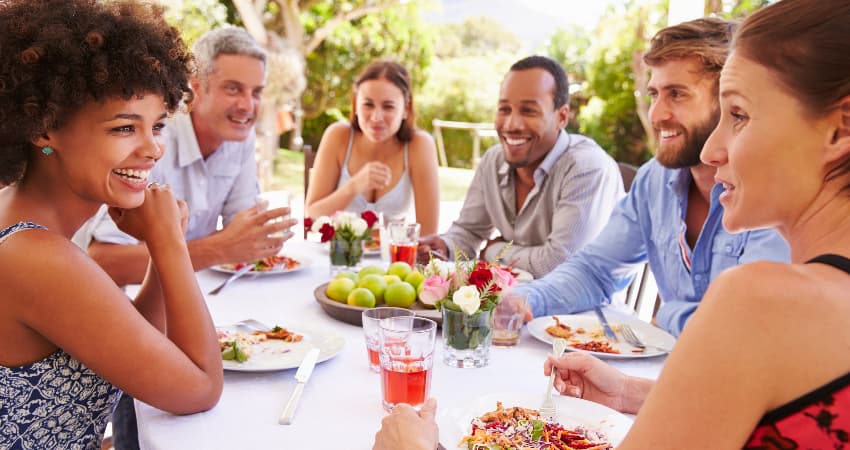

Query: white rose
left=332, top=212, right=354, bottom=229
left=350, top=218, right=368, bottom=236
left=311, top=216, right=332, bottom=233
left=452, top=285, right=481, bottom=315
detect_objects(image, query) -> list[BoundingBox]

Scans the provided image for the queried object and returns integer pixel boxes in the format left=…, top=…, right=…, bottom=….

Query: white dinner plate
left=211, top=253, right=312, bottom=276
left=527, top=309, right=675, bottom=359
left=437, top=391, right=633, bottom=448
left=217, top=324, right=344, bottom=372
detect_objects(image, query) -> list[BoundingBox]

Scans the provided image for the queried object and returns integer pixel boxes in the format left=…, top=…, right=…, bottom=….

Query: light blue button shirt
left=514, top=158, right=790, bottom=336
left=89, top=112, right=260, bottom=245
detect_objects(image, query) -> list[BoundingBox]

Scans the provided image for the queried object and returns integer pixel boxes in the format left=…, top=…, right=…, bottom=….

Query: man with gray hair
left=86, top=27, right=295, bottom=449
left=87, top=26, right=295, bottom=286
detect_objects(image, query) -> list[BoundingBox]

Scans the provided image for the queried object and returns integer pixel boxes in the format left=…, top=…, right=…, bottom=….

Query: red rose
left=468, top=267, right=496, bottom=293
left=304, top=217, right=314, bottom=231
left=361, top=210, right=379, bottom=228
left=319, top=223, right=335, bottom=243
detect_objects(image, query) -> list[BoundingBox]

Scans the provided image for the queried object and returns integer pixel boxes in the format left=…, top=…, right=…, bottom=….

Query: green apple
left=383, top=274, right=402, bottom=285
left=334, top=271, right=357, bottom=282
left=404, top=270, right=426, bottom=289
left=386, top=261, right=413, bottom=280
left=357, top=265, right=386, bottom=281
left=326, top=277, right=356, bottom=303
left=347, top=287, right=376, bottom=308
left=384, top=281, right=417, bottom=308
left=358, top=274, right=388, bottom=303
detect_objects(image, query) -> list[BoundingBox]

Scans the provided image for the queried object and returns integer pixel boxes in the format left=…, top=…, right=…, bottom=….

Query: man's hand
left=210, top=204, right=297, bottom=264
left=373, top=399, right=439, bottom=450
left=479, top=236, right=506, bottom=261
left=544, top=352, right=631, bottom=413
left=417, top=234, right=449, bottom=265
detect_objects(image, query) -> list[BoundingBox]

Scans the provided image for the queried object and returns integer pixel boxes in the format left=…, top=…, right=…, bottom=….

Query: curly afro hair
left=0, top=0, right=194, bottom=185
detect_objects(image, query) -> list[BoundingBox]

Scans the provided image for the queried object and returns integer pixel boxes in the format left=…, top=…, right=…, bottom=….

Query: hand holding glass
left=256, top=190, right=291, bottom=238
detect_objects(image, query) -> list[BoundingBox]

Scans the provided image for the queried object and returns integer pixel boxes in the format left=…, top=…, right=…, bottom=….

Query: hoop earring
left=41, top=146, right=54, bottom=156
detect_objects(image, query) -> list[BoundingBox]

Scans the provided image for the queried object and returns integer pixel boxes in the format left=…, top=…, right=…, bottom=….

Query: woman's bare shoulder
left=320, top=122, right=353, bottom=146
left=407, top=130, right=436, bottom=158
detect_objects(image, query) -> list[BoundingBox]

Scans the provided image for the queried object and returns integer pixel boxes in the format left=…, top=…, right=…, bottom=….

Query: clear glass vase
left=329, top=236, right=364, bottom=275
left=441, top=308, right=493, bottom=368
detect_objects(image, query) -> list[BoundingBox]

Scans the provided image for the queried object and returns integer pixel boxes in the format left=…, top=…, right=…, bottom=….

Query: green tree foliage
left=161, top=0, right=231, bottom=46
left=298, top=1, right=435, bottom=150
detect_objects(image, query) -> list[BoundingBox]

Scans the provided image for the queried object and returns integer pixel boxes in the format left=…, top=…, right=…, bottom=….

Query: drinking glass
left=388, top=222, right=420, bottom=267
left=361, top=307, right=414, bottom=372
left=378, top=316, right=436, bottom=411
left=256, top=190, right=292, bottom=238
left=492, top=293, right=529, bottom=347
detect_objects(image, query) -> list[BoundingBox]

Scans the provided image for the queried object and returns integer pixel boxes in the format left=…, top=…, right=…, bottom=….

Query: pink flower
left=491, top=267, right=516, bottom=292
left=418, top=275, right=450, bottom=306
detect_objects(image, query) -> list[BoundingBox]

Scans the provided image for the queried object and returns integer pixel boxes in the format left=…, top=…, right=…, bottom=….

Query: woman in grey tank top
left=305, top=61, right=440, bottom=235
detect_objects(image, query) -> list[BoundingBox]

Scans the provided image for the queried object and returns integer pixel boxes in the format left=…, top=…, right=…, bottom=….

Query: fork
left=231, top=319, right=273, bottom=332
left=621, top=324, right=672, bottom=353
left=540, top=338, right=568, bottom=420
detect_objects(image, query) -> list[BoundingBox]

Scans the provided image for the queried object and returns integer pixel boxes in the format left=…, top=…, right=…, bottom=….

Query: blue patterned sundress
left=0, top=222, right=122, bottom=450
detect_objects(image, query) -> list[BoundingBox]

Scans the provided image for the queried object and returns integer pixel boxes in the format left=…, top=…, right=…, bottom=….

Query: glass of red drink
left=378, top=316, right=437, bottom=411
left=388, top=222, right=420, bottom=266
left=362, top=307, right=414, bottom=372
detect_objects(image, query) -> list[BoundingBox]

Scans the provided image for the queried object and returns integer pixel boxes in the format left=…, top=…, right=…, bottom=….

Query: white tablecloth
left=135, top=238, right=665, bottom=450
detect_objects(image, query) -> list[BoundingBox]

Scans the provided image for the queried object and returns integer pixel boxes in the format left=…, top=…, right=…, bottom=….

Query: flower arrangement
left=305, top=210, right=379, bottom=269
left=418, top=255, right=516, bottom=315
left=418, top=248, right=516, bottom=368
left=304, top=210, right=379, bottom=243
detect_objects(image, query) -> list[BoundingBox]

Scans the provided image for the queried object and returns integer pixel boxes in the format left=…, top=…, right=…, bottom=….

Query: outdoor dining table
left=133, top=237, right=667, bottom=450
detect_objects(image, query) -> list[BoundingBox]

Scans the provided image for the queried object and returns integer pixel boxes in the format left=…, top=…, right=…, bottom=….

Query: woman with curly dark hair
left=0, top=1, right=223, bottom=448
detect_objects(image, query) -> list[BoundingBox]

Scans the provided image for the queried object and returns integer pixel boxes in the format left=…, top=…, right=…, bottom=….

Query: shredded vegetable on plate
left=460, top=402, right=612, bottom=450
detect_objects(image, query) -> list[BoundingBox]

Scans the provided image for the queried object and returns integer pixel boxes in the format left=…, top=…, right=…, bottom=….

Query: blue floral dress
left=0, top=222, right=122, bottom=450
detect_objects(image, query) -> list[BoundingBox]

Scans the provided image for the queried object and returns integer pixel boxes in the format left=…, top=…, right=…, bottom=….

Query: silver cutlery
left=231, top=319, right=273, bottom=332
left=593, top=306, right=619, bottom=343
left=279, top=348, right=320, bottom=425
left=621, top=324, right=672, bottom=353
left=540, top=338, right=567, bottom=420
left=208, top=264, right=253, bottom=295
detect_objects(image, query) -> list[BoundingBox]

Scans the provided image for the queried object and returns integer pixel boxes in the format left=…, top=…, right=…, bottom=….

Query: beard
left=655, top=106, right=720, bottom=169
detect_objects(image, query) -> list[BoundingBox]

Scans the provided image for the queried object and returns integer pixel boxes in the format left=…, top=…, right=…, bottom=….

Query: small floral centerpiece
left=419, top=250, right=516, bottom=368
left=305, top=210, right=379, bottom=272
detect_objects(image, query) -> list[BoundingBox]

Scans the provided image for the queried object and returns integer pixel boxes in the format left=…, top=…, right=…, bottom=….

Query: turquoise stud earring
left=41, top=146, right=53, bottom=156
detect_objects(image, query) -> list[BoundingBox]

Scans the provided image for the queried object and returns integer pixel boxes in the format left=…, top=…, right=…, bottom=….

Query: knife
left=208, top=264, right=253, bottom=295
left=593, top=307, right=619, bottom=343
left=279, top=348, right=320, bottom=425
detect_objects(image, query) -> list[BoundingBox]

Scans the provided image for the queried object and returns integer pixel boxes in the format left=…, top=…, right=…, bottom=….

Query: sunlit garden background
left=162, top=0, right=773, bottom=199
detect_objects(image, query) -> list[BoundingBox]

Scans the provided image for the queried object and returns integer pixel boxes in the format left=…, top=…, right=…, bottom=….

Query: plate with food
left=313, top=283, right=442, bottom=326
left=211, top=254, right=310, bottom=276
left=527, top=309, right=675, bottom=359
left=437, top=391, right=632, bottom=449
left=216, top=322, right=344, bottom=372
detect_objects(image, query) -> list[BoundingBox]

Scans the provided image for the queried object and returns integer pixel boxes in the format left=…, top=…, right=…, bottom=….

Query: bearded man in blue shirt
left=515, top=18, right=790, bottom=337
